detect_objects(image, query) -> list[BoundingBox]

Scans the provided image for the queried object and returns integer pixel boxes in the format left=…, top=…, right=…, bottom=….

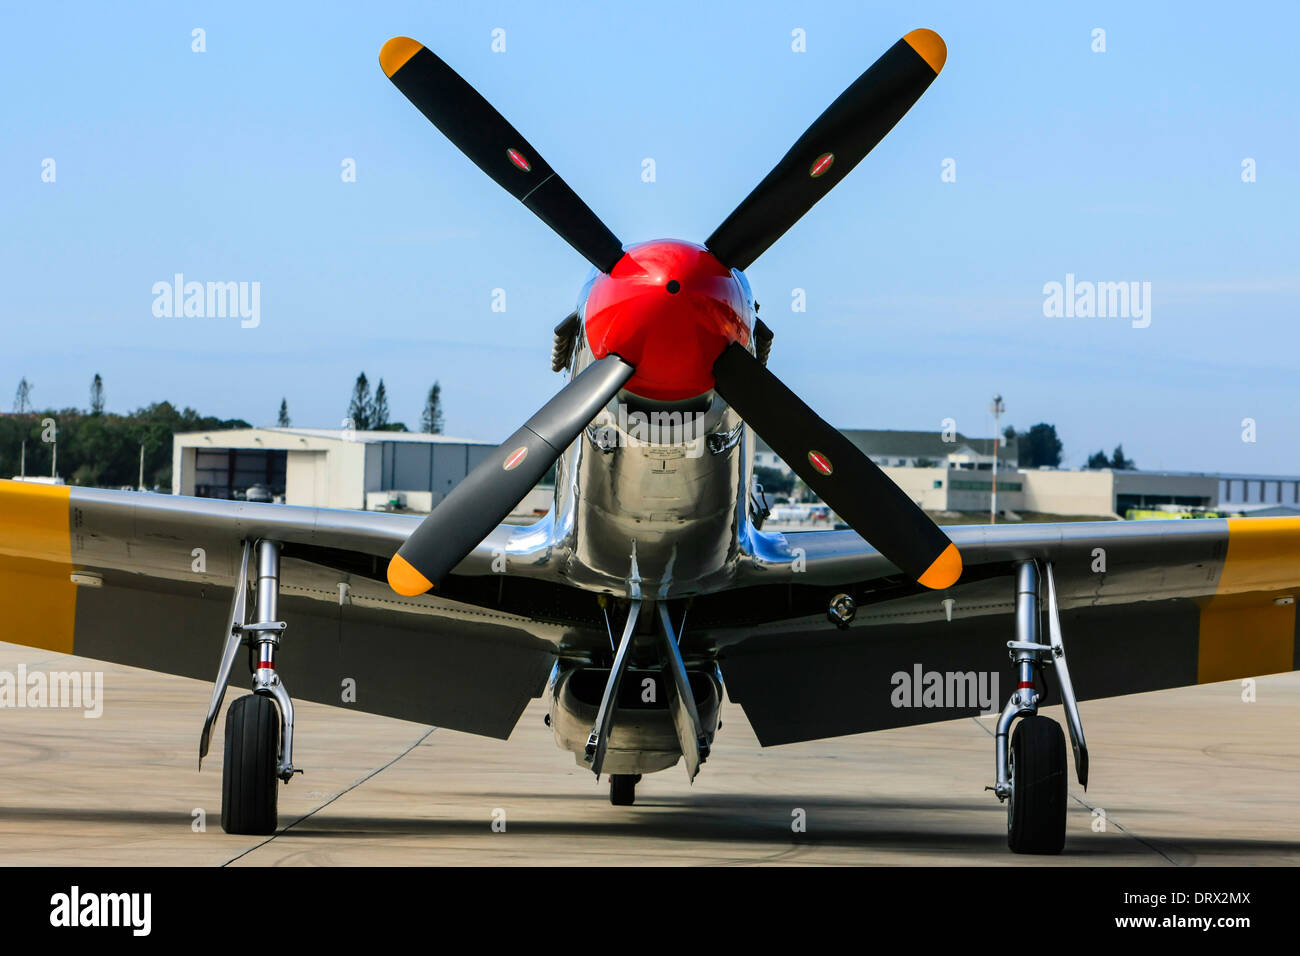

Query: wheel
left=221, top=693, right=280, bottom=835
left=609, top=774, right=637, bottom=806
left=1007, top=715, right=1067, bottom=854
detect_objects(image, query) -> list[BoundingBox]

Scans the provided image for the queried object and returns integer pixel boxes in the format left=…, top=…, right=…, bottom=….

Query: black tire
left=221, top=693, right=280, bottom=835
left=609, top=774, right=636, bottom=806
left=1007, top=715, right=1067, bottom=854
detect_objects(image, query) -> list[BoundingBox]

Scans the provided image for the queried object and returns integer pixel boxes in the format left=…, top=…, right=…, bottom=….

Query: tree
left=1110, top=444, right=1136, bottom=470
left=0, top=400, right=248, bottom=490
left=754, top=465, right=794, bottom=497
left=13, top=377, right=32, bottom=413
left=90, top=373, right=105, bottom=415
left=277, top=398, right=290, bottom=427
left=1086, top=450, right=1110, bottom=469
left=421, top=381, right=444, bottom=434
left=372, top=380, right=390, bottom=429
left=1017, top=423, right=1063, bottom=468
left=347, top=372, right=373, bottom=430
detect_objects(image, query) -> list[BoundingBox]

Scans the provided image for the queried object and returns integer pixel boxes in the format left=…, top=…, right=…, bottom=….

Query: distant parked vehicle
left=245, top=483, right=273, bottom=503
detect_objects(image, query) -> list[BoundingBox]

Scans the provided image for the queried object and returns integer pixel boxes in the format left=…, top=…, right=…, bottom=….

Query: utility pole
left=990, top=394, right=1005, bottom=524
left=138, top=442, right=146, bottom=491
left=19, top=441, right=25, bottom=478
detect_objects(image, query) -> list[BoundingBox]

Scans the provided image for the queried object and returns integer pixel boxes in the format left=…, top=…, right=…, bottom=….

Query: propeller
left=705, top=29, right=946, bottom=271
left=380, top=37, right=625, bottom=274
left=387, top=355, right=634, bottom=596
left=713, top=343, right=960, bottom=588
left=379, top=29, right=960, bottom=594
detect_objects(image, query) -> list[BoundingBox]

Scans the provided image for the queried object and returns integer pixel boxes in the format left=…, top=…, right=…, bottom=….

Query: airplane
left=2, top=28, right=1298, bottom=856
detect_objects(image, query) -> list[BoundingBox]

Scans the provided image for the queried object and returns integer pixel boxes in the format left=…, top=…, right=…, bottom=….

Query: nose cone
left=584, top=240, right=750, bottom=401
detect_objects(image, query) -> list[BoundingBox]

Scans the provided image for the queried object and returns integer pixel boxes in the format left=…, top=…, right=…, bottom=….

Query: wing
left=0, top=479, right=587, bottom=739
left=696, top=518, right=1300, bottom=745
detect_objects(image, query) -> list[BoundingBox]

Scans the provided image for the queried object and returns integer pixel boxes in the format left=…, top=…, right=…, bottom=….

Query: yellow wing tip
left=904, top=28, right=947, bottom=74
left=387, top=553, right=433, bottom=596
left=380, top=36, right=424, bottom=77
left=917, top=542, right=962, bottom=590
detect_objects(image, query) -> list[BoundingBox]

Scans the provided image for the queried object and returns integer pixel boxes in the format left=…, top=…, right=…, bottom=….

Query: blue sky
left=2, top=1, right=1297, bottom=472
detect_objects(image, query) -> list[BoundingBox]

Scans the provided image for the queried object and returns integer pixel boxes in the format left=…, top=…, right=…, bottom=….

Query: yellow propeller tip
left=917, top=542, right=962, bottom=590
left=387, top=553, right=434, bottom=596
left=380, top=36, right=424, bottom=77
left=904, top=28, right=947, bottom=75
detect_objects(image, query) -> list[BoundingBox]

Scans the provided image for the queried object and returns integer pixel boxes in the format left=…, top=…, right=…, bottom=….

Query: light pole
left=990, top=394, right=1005, bottom=524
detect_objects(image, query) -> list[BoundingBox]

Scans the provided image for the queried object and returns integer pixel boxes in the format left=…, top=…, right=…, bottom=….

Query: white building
left=172, top=427, right=550, bottom=518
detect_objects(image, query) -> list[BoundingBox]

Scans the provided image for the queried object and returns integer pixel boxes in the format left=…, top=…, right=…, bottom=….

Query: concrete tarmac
left=0, top=641, right=1296, bottom=866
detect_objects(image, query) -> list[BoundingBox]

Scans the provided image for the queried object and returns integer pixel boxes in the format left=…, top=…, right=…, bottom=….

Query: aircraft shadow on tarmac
left=0, top=795, right=1294, bottom=863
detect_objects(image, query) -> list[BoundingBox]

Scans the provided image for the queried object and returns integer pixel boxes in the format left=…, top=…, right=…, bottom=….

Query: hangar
left=170, top=427, right=547, bottom=518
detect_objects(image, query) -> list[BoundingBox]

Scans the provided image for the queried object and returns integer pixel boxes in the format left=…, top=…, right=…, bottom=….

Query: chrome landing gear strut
left=248, top=539, right=298, bottom=784
left=200, top=539, right=299, bottom=835
left=989, top=560, right=1088, bottom=854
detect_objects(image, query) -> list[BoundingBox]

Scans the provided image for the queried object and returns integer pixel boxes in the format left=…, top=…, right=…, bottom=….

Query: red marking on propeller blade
left=808, top=450, right=833, bottom=476
left=810, top=153, right=834, bottom=178
left=507, top=148, right=531, bottom=172
left=503, top=446, right=529, bottom=471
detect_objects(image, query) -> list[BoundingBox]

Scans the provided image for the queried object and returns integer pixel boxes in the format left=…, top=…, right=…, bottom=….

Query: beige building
left=752, top=428, right=1256, bottom=519
left=1019, top=469, right=1114, bottom=517
left=876, top=465, right=1027, bottom=514
left=861, top=467, right=1222, bottom=519
left=172, top=427, right=543, bottom=516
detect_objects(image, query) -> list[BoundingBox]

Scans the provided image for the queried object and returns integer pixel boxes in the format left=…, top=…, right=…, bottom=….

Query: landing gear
left=609, top=774, right=639, bottom=806
left=200, top=539, right=300, bottom=836
left=989, top=560, right=1088, bottom=855
left=1006, top=715, right=1067, bottom=854
left=221, top=694, right=279, bottom=835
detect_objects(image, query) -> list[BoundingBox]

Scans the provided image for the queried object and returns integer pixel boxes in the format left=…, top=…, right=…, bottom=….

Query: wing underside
left=705, top=518, right=1300, bottom=745
left=0, top=481, right=572, bottom=738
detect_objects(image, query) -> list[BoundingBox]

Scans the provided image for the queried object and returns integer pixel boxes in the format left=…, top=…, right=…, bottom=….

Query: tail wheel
left=1007, top=715, right=1067, bottom=854
left=221, top=693, right=280, bottom=835
left=609, top=774, right=637, bottom=806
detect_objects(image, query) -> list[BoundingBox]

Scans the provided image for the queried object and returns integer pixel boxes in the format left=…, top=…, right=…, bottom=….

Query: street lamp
left=990, top=394, right=1005, bottom=524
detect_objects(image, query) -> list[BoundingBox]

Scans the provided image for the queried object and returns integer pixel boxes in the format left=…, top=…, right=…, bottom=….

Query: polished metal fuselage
left=545, top=279, right=758, bottom=599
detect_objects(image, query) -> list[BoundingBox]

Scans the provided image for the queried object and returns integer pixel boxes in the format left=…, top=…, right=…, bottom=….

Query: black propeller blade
left=388, top=355, right=635, bottom=596
left=380, top=37, right=625, bottom=274
left=712, top=342, right=961, bottom=589
left=705, top=29, right=946, bottom=271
